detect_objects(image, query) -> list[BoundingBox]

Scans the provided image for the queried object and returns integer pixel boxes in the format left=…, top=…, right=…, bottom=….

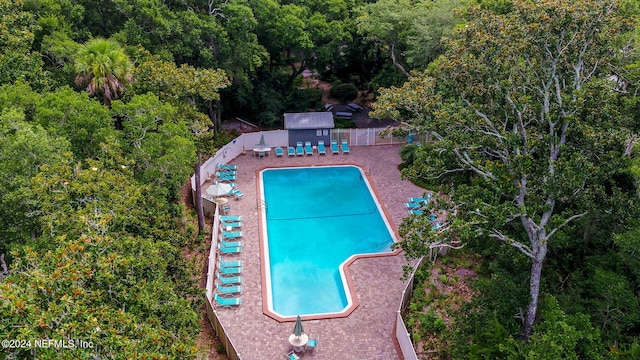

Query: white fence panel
left=191, top=130, right=288, bottom=190
left=396, top=312, right=419, bottom=360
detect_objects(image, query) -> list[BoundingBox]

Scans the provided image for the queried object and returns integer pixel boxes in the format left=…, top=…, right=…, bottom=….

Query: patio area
left=207, top=144, right=425, bottom=359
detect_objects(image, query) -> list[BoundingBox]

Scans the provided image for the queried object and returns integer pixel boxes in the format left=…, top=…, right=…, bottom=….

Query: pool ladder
left=257, top=199, right=268, bottom=212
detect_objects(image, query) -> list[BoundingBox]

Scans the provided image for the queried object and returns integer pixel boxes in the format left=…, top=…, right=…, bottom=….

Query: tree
left=34, top=86, right=114, bottom=159
left=374, top=0, right=635, bottom=340
left=132, top=52, right=229, bottom=233
left=0, top=0, right=50, bottom=88
left=74, top=38, right=133, bottom=106
left=0, top=106, right=71, bottom=259
left=111, top=93, right=197, bottom=196
left=356, top=0, right=465, bottom=77
left=356, top=0, right=419, bottom=78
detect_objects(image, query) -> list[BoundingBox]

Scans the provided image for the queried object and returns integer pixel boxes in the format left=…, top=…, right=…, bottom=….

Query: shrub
left=334, top=117, right=356, bottom=129
left=288, top=88, right=323, bottom=111
left=330, top=83, right=358, bottom=103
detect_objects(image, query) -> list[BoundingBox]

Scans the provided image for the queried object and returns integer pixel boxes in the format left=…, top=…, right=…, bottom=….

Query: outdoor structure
left=284, top=112, right=335, bottom=147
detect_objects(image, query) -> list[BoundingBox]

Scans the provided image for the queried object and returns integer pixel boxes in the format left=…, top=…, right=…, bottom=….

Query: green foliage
left=0, top=107, right=71, bottom=254
left=584, top=268, right=640, bottom=340
left=287, top=87, right=323, bottom=112
left=111, top=93, right=196, bottom=197
left=34, top=86, right=114, bottom=159
left=369, top=64, right=408, bottom=93
left=501, top=297, right=605, bottom=360
left=74, top=38, right=133, bottom=106
left=357, top=0, right=466, bottom=74
left=330, top=82, right=358, bottom=103
left=418, top=311, right=447, bottom=334
left=0, top=0, right=51, bottom=88
left=465, top=314, right=511, bottom=359
left=399, top=143, right=419, bottom=165
left=384, top=0, right=638, bottom=342
left=1, top=233, right=200, bottom=359
left=333, top=117, right=356, bottom=129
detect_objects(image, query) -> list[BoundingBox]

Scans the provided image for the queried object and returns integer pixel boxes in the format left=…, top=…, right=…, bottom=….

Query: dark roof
left=284, top=112, right=335, bottom=129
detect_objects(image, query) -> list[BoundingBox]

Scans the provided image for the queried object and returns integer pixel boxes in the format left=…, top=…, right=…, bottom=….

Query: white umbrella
left=206, top=183, right=233, bottom=197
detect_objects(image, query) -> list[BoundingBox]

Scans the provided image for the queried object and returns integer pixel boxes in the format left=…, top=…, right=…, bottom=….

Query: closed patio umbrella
left=288, top=315, right=309, bottom=352
left=258, top=134, right=266, bottom=148
left=293, top=315, right=304, bottom=337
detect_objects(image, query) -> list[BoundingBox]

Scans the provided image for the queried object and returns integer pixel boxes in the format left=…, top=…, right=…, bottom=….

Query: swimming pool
left=260, top=165, right=397, bottom=318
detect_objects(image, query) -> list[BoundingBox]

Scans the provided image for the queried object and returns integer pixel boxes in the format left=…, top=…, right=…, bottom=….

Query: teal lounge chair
left=218, top=257, right=242, bottom=268
left=229, top=188, right=244, bottom=199
left=285, top=351, right=300, bottom=360
left=217, top=242, right=242, bottom=254
left=221, top=229, right=243, bottom=239
left=213, top=293, right=242, bottom=308
left=305, top=141, right=313, bottom=155
left=288, top=147, right=295, bottom=157
left=331, top=140, right=339, bottom=154
left=214, top=180, right=237, bottom=188
left=409, top=194, right=432, bottom=203
left=216, top=170, right=237, bottom=176
left=317, top=140, right=326, bottom=155
left=218, top=163, right=238, bottom=171
left=408, top=209, right=423, bottom=215
left=216, top=271, right=242, bottom=284
left=341, top=139, right=350, bottom=154
left=275, top=147, right=284, bottom=157
left=296, top=142, right=304, bottom=156
left=217, top=173, right=237, bottom=182
left=219, top=237, right=242, bottom=248
left=215, top=281, right=242, bottom=296
left=220, top=219, right=242, bottom=229
left=219, top=215, right=242, bottom=222
left=405, top=202, right=422, bottom=209
left=217, top=263, right=242, bottom=275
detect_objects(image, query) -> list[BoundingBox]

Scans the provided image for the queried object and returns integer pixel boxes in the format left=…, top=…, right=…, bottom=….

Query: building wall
left=288, top=128, right=331, bottom=147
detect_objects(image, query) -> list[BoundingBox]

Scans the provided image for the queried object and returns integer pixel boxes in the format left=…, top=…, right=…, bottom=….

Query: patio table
left=288, top=333, right=308, bottom=353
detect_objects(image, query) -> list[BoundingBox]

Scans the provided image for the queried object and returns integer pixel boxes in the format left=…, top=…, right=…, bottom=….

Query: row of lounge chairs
left=406, top=194, right=442, bottom=230
left=275, top=140, right=350, bottom=157
left=214, top=164, right=244, bottom=198
left=214, top=214, right=244, bottom=308
left=405, top=194, right=432, bottom=215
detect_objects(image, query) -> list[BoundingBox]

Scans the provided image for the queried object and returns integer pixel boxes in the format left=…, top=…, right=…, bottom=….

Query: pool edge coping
left=255, top=162, right=403, bottom=323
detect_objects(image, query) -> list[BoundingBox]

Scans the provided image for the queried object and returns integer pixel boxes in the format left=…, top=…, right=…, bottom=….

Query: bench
left=335, top=111, right=352, bottom=119
left=346, top=103, right=363, bottom=112
left=324, top=104, right=334, bottom=112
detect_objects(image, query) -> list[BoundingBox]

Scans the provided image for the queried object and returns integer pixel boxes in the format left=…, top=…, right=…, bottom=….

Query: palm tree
left=74, top=38, right=133, bottom=106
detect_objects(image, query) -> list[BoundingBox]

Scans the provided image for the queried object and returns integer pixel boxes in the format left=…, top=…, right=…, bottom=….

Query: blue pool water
left=261, top=165, right=395, bottom=317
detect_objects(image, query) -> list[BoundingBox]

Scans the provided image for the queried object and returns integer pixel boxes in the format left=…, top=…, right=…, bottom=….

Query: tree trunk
left=390, top=41, right=411, bottom=78
left=194, top=152, right=205, bottom=234
left=286, top=56, right=308, bottom=88
left=208, top=101, right=221, bottom=134
left=522, top=247, right=546, bottom=340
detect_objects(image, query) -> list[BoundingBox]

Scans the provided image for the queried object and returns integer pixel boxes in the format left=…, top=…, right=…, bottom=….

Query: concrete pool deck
left=208, top=144, right=425, bottom=359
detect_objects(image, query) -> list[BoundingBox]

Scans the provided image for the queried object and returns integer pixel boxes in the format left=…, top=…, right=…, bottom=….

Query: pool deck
left=207, top=144, right=426, bottom=359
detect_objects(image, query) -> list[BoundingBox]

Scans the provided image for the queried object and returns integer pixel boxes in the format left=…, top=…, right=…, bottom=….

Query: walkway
left=208, top=144, right=425, bottom=359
